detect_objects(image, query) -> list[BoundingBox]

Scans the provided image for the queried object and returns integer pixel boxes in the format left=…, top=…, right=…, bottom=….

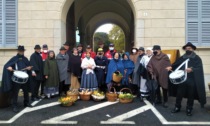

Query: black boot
left=13, top=106, right=20, bottom=113
left=186, top=109, right=192, bottom=116
left=162, top=102, right=168, bottom=108
left=171, top=107, right=180, bottom=113
left=24, top=103, right=33, bottom=107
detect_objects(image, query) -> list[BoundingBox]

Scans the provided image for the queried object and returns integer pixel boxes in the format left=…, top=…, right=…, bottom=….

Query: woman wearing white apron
left=139, top=48, right=153, bottom=101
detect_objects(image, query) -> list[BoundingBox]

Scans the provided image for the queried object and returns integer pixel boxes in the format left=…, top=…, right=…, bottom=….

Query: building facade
left=0, top=0, right=210, bottom=92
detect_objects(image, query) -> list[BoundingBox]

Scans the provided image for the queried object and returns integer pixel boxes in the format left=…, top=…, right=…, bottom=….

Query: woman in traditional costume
left=69, top=48, right=82, bottom=90
left=106, top=52, right=124, bottom=91
left=80, top=52, right=98, bottom=90
left=44, top=50, right=59, bottom=98
left=122, top=52, right=134, bottom=86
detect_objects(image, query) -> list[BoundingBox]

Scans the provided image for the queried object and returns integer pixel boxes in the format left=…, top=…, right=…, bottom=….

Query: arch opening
left=93, top=23, right=126, bottom=52
left=61, top=0, right=135, bottom=51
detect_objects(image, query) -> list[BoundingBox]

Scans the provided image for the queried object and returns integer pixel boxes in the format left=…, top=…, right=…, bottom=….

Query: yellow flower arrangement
left=58, top=97, right=75, bottom=105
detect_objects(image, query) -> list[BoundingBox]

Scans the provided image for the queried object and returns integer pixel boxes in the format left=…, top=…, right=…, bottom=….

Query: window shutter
left=201, top=0, right=210, bottom=45
left=5, top=0, right=17, bottom=46
left=0, top=0, right=3, bottom=45
left=186, top=0, right=199, bottom=45
left=187, top=22, right=199, bottom=44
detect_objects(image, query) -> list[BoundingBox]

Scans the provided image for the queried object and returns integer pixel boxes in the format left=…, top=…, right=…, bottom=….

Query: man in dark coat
left=94, top=48, right=108, bottom=92
left=56, top=46, right=70, bottom=95
left=77, top=43, right=83, bottom=57
left=63, top=41, right=72, bottom=57
left=167, top=42, right=206, bottom=116
left=1, top=46, right=32, bottom=112
left=40, top=44, right=49, bottom=98
left=147, top=45, right=171, bottom=108
left=30, top=45, right=44, bottom=101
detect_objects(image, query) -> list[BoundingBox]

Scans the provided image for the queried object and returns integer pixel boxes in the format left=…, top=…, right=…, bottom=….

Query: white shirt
left=140, top=54, right=153, bottom=68
left=81, top=57, right=96, bottom=74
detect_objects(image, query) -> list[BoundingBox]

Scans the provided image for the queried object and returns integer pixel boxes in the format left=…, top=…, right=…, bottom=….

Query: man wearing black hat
left=56, top=46, right=70, bottom=95
left=30, top=45, right=44, bottom=101
left=1, top=46, right=32, bottom=112
left=167, top=42, right=206, bottom=116
left=63, top=42, right=72, bottom=57
left=77, top=43, right=83, bottom=57
left=147, top=45, right=171, bottom=107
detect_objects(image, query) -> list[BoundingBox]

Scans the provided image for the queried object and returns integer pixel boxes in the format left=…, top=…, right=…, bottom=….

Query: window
left=0, top=0, right=17, bottom=48
left=186, top=0, right=210, bottom=46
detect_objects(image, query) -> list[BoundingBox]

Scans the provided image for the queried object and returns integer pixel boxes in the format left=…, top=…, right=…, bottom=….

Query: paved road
left=0, top=96, right=210, bottom=126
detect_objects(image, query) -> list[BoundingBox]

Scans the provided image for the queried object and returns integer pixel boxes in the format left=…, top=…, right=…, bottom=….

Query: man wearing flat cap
left=30, top=45, right=44, bottom=101
left=63, top=42, right=72, bottom=57
left=77, top=43, right=83, bottom=57
left=147, top=45, right=171, bottom=108
left=81, top=45, right=96, bottom=60
left=167, top=42, right=206, bottom=116
left=56, top=46, right=70, bottom=95
left=1, top=46, right=32, bottom=112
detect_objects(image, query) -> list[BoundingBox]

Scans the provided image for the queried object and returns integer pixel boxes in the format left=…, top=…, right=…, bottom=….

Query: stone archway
left=60, top=0, right=137, bottom=51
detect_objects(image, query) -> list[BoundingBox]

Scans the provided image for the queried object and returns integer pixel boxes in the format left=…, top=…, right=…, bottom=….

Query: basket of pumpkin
left=79, top=89, right=92, bottom=101
left=118, top=88, right=134, bottom=103
left=67, top=89, right=79, bottom=101
left=91, top=90, right=105, bottom=101
left=59, top=97, right=75, bottom=107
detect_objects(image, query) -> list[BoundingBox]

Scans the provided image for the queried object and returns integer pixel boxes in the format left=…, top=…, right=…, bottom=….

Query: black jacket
left=1, top=54, right=30, bottom=92
left=30, top=52, right=44, bottom=81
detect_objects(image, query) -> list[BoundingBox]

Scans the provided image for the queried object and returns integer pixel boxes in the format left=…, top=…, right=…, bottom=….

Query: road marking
left=145, top=100, right=210, bottom=125
left=0, top=99, right=61, bottom=124
left=144, top=100, right=168, bottom=124
left=101, top=105, right=150, bottom=124
left=1, top=99, right=210, bottom=125
left=41, top=101, right=118, bottom=125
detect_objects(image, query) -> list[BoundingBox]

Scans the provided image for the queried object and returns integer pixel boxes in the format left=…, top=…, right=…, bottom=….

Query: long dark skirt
left=80, top=69, right=98, bottom=90
left=43, top=86, right=59, bottom=96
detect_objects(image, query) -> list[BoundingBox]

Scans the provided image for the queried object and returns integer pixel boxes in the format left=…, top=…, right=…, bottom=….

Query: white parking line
left=101, top=105, right=150, bottom=124
left=145, top=99, right=210, bottom=125
left=0, top=99, right=42, bottom=124
left=0, top=99, right=60, bottom=124
left=1, top=99, right=210, bottom=125
left=41, top=101, right=118, bottom=124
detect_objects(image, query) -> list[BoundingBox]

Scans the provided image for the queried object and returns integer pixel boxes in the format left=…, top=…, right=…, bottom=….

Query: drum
left=11, top=71, right=29, bottom=84
left=169, top=70, right=186, bottom=84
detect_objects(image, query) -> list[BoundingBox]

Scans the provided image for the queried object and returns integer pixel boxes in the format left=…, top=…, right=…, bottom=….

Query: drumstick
left=11, top=66, right=33, bottom=72
left=22, top=66, right=33, bottom=71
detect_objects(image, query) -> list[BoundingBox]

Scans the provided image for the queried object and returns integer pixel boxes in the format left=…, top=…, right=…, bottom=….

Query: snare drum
left=169, top=70, right=186, bottom=84
left=12, top=71, right=29, bottom=84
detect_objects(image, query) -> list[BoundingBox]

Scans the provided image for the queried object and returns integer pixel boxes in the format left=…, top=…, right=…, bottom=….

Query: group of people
left=0, top=41, right=206, bottom=116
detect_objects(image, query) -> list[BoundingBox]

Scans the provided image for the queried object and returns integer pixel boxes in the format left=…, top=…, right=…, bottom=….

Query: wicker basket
left=67, top=91, right=79, bottom=102
left=106, top=87, right=118, bottom=102
left=80, top=94, right=91, bottom=101
left=112, top=71, right=123, bottom=83
left=119, top=88, right=133, bottom=103
left=61, top=102, right=73, bottom=107
left=92, top=95, right=105, bottom=102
